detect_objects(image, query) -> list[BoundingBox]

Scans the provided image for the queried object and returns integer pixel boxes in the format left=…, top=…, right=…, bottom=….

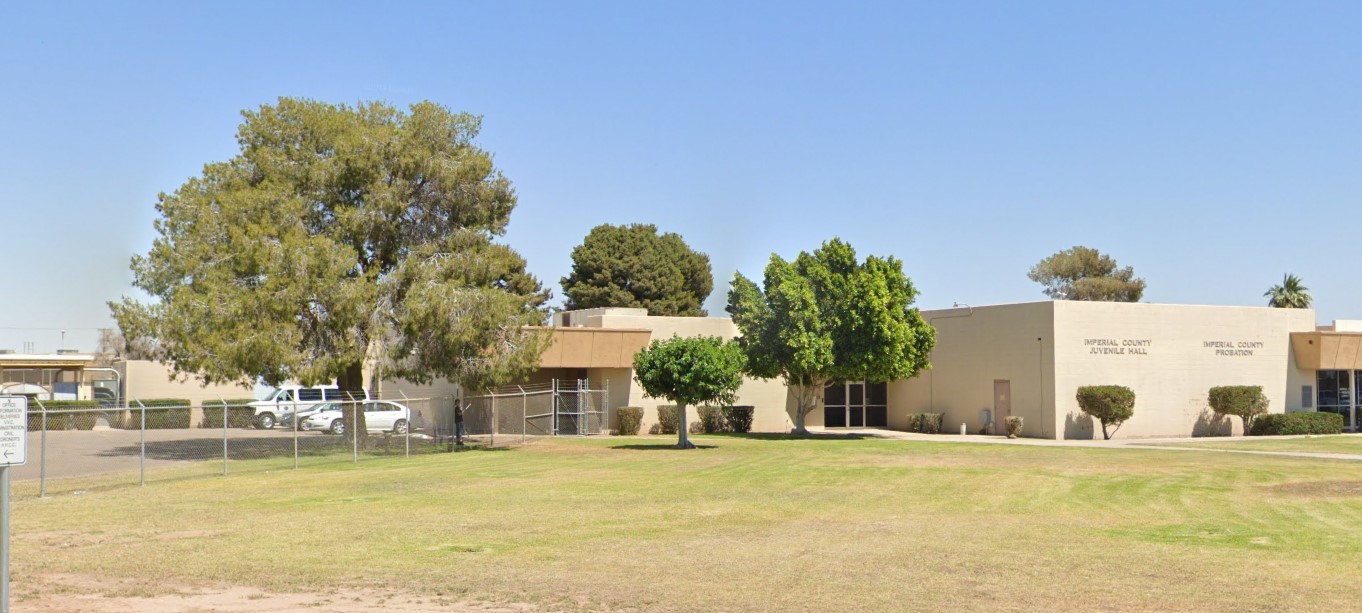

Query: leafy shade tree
left=111, top=98, right=552, bottom=440
left=1075, top=385, right=1135, bottom=440
left=1208, top=385, right=1269, bottom=435
left=632, top=336, right=746, bottom=449
left=727, top=238, right=936, bottom=434
left=561, top=223, right=713, bottom=316
left=1028, top=246, right=1145, bottom=302
left=1264, top=274, right=1312, bottom=309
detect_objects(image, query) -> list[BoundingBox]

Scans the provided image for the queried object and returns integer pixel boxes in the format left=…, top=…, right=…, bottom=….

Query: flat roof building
left=885, top=301, right=1330, bottom=439
left=547, top=301, right=1360, bottom=439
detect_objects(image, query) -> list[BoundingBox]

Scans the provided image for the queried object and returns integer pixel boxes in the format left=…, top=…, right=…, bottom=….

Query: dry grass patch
left=1145, top=434, right=1362, bottom=455
left=10, top=435, right=1362, bottom=611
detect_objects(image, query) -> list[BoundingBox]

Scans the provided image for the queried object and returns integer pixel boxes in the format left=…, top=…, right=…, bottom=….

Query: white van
left=250, top=385, right=366, bottom=429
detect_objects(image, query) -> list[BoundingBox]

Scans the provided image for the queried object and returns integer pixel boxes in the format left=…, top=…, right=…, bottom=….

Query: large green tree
left=561, top=223, right=712, bottom=316
left=633, top=335, right=746, bottom=449
left=726, top=238, right=936, bottom=434
left=1028, top=246, right=1145, bottom=302
left=1264, top=273, right=1311, bottom=308
left=111, top=98, right=551, bottom=439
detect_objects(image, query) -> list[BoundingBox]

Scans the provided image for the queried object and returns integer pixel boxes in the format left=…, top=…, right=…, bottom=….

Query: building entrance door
left=1317, top=370, right=1356, bottom=431
left=822, top=381, right=889, bottom=428
left=993, top=380, right=1011, bottom=434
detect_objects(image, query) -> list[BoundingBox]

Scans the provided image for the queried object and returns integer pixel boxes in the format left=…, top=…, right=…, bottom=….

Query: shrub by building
left=653, top=405, right=680, bottom=435
left=723, top=406, right=754, bottom=433
left=1076, top=385, right=1135, bottom=440
left=616, top=407, right=643, bottom=435
left=906, top=413, right=944, bottom=434
left=200, top=398, right=258, bottom=429
left=128, top=398, right=192, bottom=430
left=1249, top=412, right=1344, bottom=436
left=1207, top=385, right=1269, bottom=435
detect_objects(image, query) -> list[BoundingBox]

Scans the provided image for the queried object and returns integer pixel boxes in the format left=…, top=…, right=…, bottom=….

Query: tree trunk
left=790, top=381, right=820, bottom=435
left=792, top=406, right=810, bottom=435
left=338, top=361, right=368, bottom=447
left=675, top=403, right=695, bottom=449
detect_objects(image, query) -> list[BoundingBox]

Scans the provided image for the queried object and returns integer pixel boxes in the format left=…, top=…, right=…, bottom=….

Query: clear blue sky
left=2, top=1, right=1359, bottom=353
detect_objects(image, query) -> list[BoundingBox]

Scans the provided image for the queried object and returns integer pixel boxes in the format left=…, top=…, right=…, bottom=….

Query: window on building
left=823, top=381, right=888, bottom=428
left=1316, top=371, right=1351, bottom=428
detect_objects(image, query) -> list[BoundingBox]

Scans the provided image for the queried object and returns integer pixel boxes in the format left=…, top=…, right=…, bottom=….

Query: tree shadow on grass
left=609, top=444, right=718, bottom=451
left=705, top=432, right=882, bottom=441
left=96, top=436, right=501, bottom=461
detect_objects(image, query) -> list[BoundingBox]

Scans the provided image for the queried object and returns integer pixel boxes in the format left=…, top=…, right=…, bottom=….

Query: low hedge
left=616, top=407, right=643, bottom=435
left=654, top=405, right=679, bottom=435
left=698, top=406, right=727, bottom=434
left=130, top=398, right=192, bottom=430
left=1249, top=412, right=1344, bottom=436
left=200, top=398, right=258, bottom=429
left=906, top=413, right=944, bottom=434
left=27, top=400, right=102, bottom=431
left=723, top=406, right=754, bottom=433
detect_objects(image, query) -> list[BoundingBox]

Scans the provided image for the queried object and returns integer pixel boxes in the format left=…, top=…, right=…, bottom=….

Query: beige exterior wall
left=889, top=302, right=1317, bottom=439
left=374, top=377, right=461, bottom=400
left=889, top=303, right=1054, bottom=437
left=117, top=359, right=254, bottom=427
left=581, top=312, right=792, bottom=432
left=119, top=360, right=254, bottom=405
left=1051, top=301, right=1315, bottom=439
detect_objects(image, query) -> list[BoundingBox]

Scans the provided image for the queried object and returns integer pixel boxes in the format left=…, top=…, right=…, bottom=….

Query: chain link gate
left=461, top=379, right=610, bottom=442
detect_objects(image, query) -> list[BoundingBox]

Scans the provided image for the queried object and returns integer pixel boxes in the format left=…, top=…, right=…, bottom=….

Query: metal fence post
left=37, top=398, right=47, bottom=498
left=400, top=391, right=410, bottom=459
left=520, top=386, right=527, bottom=444
left=293, top=398, right=299, bottom=471
left=490, top=394, right=496, bottom=448
left=352, top=398, right=359, bottom=463
left=220, top=397, right=228, bottom=476
left=136, top=399, right=146, bottom=487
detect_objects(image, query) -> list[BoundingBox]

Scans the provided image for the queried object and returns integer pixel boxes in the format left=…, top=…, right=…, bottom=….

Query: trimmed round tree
left=1076, top=385, right=1135, bottom=440
left=1208, top=385, right=1269, bottom=435
left=633, top=335, right=746, bottom=449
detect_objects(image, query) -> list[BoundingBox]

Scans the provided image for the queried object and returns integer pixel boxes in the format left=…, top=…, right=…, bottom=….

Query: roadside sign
left=0, top=396, right=27, bottom=466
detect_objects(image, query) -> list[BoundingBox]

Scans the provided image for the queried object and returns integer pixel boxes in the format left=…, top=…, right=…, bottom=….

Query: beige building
left=550, top=301, right=1361, bottom=439
left=20, top=301, right=1353, bottom=439
left=543, top=308, right=792, bottom=432
left=886, top=301, right=1328, bottom=439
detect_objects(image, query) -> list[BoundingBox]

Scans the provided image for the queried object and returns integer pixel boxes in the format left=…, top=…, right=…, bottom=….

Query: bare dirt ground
left=13, top=574, right=537, bottom=613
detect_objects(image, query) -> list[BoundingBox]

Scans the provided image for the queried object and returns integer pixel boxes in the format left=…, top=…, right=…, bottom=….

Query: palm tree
left=1265, top=274, right=1312, bottom=308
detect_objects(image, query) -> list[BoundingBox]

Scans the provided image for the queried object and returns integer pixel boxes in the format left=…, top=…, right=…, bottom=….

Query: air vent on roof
left=0, top=349, right=13, bottom=354
left=56, top=349, right=80, bottom=355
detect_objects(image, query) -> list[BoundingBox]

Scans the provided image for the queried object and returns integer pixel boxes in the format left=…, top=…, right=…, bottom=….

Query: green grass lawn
left=1143, top=433, right=1362, bottom=455
left=11, top=434, right=1362, bottom=611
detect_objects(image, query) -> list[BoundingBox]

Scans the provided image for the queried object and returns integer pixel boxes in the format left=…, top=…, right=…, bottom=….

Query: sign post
left=0, top=395, right=29, bottom=613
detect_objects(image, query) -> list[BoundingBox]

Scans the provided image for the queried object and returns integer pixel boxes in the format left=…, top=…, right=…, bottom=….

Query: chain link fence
left=6, top=380, right=611, bottom=499
left=462, top=379, right=611, bottom=443
left=6, top=394, right=495, bottom=499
